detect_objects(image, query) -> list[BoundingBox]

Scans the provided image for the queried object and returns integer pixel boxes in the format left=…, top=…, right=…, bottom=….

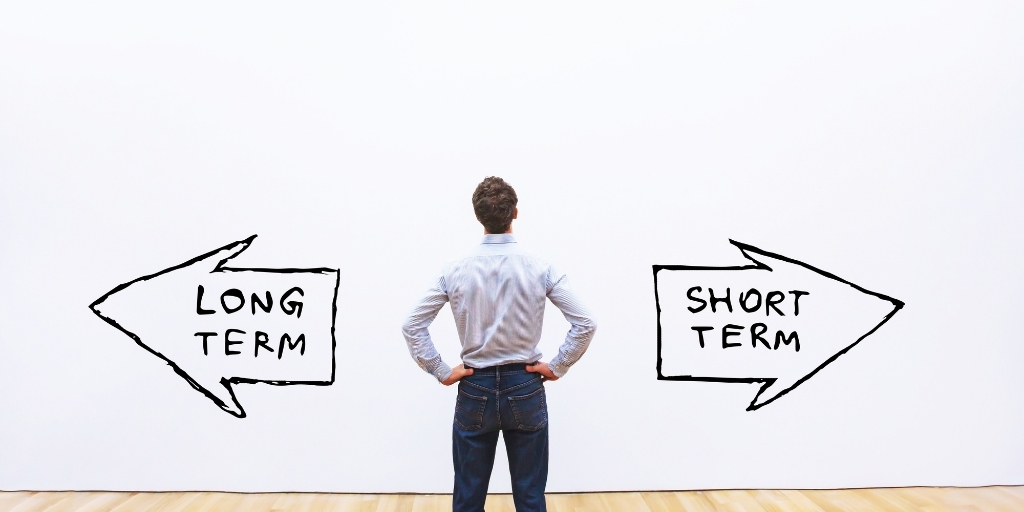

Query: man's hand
left=526, top=361, right=559, bottom=381
left=441, top=364, right=474, bottom=386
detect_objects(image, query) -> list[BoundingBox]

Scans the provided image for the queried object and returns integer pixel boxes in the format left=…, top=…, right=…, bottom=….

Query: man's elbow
left=578, top=317, right=597, bottom=337
left=401, top=318, right=420, bottom=340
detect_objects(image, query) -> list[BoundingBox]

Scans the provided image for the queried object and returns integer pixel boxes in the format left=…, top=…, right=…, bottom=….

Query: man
left=402, top=177, right=597, bottom=512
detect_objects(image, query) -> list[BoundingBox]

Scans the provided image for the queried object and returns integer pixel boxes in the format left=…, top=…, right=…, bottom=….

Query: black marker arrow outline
left=89, top=235, right=340, bottom=418
left=653, top=240, right=904, bottom=411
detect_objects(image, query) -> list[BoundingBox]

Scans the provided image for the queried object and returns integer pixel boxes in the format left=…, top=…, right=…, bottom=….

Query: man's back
left=445, top=236, right=549, bottom=366
left=402, top=233, right=595, bottom=382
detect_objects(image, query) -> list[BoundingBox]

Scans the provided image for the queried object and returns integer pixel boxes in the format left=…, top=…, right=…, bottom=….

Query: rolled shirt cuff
left=432, top=361, right=454, bottom=382
left=418, top=354, right=454, bottom=383
left=548, top=359, right=569, bottom=378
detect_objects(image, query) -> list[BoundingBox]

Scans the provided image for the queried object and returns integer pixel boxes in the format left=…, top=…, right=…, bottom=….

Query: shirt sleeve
left=545, top=267, right=597, bottom=378
left=401, top=273, right=454, bottom=382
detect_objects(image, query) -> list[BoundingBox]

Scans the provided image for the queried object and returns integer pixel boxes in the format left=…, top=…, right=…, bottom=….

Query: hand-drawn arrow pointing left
left=90, top=236, right=339, bottom=418
left=654, top=240, right=903, bottom=410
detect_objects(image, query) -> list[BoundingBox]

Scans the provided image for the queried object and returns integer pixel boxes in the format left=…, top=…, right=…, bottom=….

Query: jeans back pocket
left=508, top=386, right=547, bottom=431
left=455, top=389, right=487, bottom=431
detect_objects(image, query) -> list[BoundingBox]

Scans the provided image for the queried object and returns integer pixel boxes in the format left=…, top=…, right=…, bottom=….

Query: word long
left=196, top=285, right=304, bottom=317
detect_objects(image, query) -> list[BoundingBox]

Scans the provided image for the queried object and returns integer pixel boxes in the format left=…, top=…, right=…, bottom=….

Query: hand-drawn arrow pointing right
left=90, top=236, right=339, bottom=418
left=654, top=240, right=903, bottom=410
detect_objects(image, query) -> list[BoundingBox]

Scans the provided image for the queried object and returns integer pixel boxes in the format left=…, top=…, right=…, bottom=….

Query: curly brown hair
left=472, top=177, right=518, bottom=234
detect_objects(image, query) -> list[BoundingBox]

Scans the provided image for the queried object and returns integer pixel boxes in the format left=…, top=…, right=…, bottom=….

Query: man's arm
left=543, top=269, right=597, bottom=378
left=401, top=275, right=455, bottom=382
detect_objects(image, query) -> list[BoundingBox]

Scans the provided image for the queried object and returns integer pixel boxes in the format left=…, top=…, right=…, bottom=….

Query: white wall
left=1, top=1, right=1022, bottom=492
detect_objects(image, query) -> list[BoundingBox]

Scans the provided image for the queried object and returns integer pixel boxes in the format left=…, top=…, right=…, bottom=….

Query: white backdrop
left=2, top=1, right=1023, bottom=492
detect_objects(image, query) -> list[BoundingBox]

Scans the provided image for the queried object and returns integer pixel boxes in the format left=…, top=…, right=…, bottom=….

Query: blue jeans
left=453, top=363, right=548, bottom=512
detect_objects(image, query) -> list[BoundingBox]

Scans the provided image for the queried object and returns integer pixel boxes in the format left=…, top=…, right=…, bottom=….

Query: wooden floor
left=2, top=487, right=1023, bottom=512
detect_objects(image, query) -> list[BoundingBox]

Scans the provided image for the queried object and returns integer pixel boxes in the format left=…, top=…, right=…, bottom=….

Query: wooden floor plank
left=999, top=486, right=1024, bottom=501
left=867, top=488, right=931, bottom=512
left=639, top=491, right=686, bottom=512
left=991, top=486, right=1024, bottom=508
left=150, top=492, right=200, bottom=512
left=673, top=491, right=726, bottom=512
left=705, top=490, right=768, bottom=512
left=6, top=492, right=60, bottom=512
left=35, top=492, right=77, bottom=512
left=410, top=494, right=449, bottom=512
left=748, top=489, right=805, bottom=512
left=0, top=494, right=31, bottom=512
left=1, top=488, right=1023, bottom=512
left=948, top=487, right=1022, bottom=512
left=31, top=492, right=72, bottom=512
left=771, top=491, right=827, bottom=512
left=70, top=492, right=135, bottom=512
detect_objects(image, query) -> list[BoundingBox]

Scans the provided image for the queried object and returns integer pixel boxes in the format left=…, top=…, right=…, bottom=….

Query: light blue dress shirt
left=402, top=234, right=597, bottom=381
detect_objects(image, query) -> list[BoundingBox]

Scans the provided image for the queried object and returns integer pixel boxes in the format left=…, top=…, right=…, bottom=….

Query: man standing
left=402, top=177, right=597, bottom=512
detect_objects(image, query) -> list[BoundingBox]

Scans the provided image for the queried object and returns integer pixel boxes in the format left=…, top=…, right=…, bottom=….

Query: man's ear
left=513, top=207, right=518, bottom=220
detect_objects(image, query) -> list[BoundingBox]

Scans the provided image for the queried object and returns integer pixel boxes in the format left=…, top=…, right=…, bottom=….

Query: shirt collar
left=481, top=233, right=517, bottom=245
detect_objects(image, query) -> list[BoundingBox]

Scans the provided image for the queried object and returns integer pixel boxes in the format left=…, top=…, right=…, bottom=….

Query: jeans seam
left=461, top=380, right=496, bottom=393
left=502, top=376, right=542, bottom=394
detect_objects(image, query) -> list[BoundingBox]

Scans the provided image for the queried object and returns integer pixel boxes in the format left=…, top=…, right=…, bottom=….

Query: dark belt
left=464, top=362, right=537, bottom=372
